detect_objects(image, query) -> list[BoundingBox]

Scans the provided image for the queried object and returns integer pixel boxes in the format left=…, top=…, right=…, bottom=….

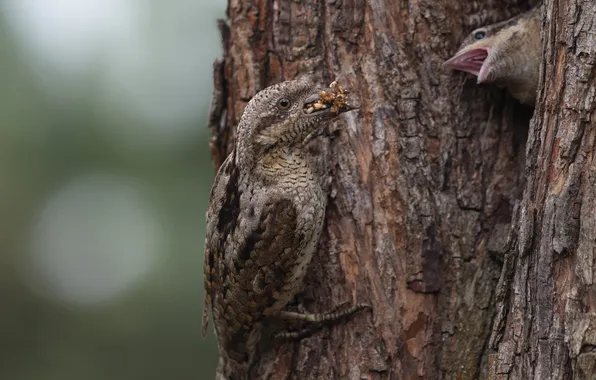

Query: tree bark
left=488, top=1, right=596, bottom=379
left=206, top=0, right=594, bottom=378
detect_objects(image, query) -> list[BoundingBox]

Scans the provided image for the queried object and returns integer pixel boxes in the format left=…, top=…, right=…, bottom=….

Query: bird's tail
left=214, top=352, right=250, bottom=380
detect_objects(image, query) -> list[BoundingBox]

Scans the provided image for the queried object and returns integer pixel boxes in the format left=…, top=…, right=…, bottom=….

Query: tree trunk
left=207, top=0, right=594, bottom=379
left=488, top=1, right=596, bottom=379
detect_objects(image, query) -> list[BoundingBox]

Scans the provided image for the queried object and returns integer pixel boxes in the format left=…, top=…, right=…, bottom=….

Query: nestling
left=202, top=78, right=370, bottom=379
left=443, top=6, right=540, bottom=105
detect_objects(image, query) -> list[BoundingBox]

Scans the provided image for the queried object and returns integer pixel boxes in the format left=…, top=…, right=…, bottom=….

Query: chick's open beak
left=443, top=47, right=490, bottom=78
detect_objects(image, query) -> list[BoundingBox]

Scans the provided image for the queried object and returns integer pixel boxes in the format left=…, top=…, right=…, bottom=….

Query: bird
left=201, top=78, right=370, bottom=379
left=443, top=6, right=541, bottom=105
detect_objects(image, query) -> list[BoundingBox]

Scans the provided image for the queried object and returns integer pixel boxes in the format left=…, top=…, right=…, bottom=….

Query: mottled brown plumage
left=202, top=78, right=370, bottom=379
left=443, top=6, right=541, bottom=105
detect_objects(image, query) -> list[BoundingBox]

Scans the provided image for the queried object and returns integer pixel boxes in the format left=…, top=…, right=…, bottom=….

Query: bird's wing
left=202, top=151, right=239, bottom=337
left=218, top=195, right=299, bottom=361
left=202, top=151, right=304, bottom=362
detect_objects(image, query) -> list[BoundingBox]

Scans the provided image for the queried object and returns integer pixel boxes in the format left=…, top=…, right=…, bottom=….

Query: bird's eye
left=473, top=30, right=486, bottom=40
left=277, top=98, right=292, bottom=110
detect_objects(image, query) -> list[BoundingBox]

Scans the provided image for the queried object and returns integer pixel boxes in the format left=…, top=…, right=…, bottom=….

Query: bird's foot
left=273, top=302, right=372, bottom=340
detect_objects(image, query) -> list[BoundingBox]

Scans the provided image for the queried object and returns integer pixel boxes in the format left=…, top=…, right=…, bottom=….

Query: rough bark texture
left=205, top=0, right=593, bottom=378
left=488, top=1, right=596, bottom=379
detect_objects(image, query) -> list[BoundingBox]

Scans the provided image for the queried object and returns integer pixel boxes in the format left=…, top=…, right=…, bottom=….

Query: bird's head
left=235, top=78, right=355, bottom=162
left=442, top=8, right=538, bottom=86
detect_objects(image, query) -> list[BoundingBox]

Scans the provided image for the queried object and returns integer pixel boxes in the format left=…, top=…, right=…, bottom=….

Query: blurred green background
left=0, top=0, right=224, bottom=379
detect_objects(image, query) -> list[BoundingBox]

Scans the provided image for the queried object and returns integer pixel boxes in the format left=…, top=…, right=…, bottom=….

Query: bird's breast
left=271, top=182, right=326, bottom=307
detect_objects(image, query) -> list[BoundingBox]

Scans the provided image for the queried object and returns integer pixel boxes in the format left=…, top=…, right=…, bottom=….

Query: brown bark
left=205, top=0, right=593, bottom=378
left=488, top=1, right=596, bottom=379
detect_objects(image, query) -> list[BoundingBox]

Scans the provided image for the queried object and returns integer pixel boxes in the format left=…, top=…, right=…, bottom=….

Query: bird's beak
left=443, top=47, right=491, bottom=80
left=304, top=92, right=323, bottom=105
left=302, top=88, right=357, bottom=118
